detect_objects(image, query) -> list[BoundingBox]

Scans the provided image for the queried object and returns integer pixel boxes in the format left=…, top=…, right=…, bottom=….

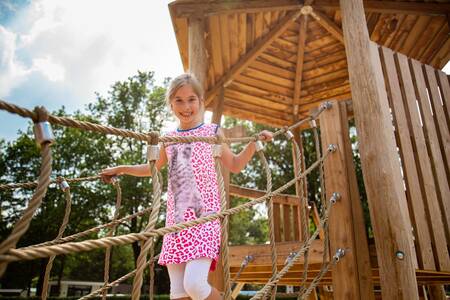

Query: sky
left=0, top=0, right=184, bottom=141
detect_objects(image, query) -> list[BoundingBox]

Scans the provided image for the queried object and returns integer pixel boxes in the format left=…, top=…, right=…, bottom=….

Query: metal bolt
left=333, top=248, right=345, bottom=261
left=328, top=144, right=338, bottom=153
left=395, top=251, right=405, bottom=260
left=330, top=192, right=341, bottom=204
left=320, top=101, right=333, bottom=110
left=300, top=5, right=313, bottom=15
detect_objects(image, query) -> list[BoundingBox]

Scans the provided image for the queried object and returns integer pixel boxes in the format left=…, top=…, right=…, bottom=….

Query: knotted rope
left=131, top=135, right=162, bottom=300
left=42, top=178, right=72, bottom=300
left=0, top=150, right=332, bottom=263
left=103, top=179, right=123, bottom=300
left=0, top=107, right=53, bottom=277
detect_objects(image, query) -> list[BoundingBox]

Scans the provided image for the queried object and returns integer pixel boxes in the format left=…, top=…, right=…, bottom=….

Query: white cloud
left=0, top=0, right=183, bottom=106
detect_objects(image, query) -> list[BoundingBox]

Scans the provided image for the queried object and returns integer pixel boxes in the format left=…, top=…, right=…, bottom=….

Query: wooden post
left=339, top=0, right=419, bottom=298
left=188, top=14, right=207, bottom=89
left=320, top=101, right=374, bottom=300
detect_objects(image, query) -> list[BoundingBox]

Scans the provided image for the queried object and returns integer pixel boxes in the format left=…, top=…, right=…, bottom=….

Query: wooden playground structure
left=168, top=0, right=450, bottom=299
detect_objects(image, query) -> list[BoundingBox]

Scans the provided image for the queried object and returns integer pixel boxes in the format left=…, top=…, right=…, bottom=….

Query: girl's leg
left=183, top=258, right=222, bottom=300
left=166, top=263, right=190, bottom=299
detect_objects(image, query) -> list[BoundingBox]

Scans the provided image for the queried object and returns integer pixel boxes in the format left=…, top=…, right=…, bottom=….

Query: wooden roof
left=169, top=0, right=450, bottom=127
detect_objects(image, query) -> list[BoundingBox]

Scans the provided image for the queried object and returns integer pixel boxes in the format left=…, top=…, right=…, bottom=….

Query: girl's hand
left=100, top=166, right=122, bottom=183
left=258, top=130, right=273, bottom=142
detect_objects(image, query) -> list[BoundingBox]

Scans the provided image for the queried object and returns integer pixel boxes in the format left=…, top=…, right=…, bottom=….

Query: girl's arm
left=100, top=145, right=168, bottom=180
left=218, top=128, right=273, bottom=174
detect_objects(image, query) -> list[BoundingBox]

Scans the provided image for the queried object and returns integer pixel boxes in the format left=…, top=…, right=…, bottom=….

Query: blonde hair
left=165, top=73, right=204, bottom=108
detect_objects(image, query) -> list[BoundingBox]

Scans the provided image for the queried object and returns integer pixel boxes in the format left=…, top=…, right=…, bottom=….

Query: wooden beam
left=188, top=15, right=208, bottom=89
left=173, top=0, right=302, bottom=17
left=310, top=10, right=344, bottom=44
left=171, top=0, right=450, bottom=17
left=314, top=0, right=450, bottom=16
left=293, top=15, right=308, bottom=115
left=212, top=87, right=224, bottom=124
left=229, top=184, right=300, bottom=207
left=340, top=0, right=419, bottom=298
left=204, top=9, right=303, bottom=107
left=320, top=101, right=375, bottom=300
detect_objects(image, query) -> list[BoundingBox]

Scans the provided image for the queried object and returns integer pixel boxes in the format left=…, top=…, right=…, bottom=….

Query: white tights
left=166, top=258, right=212, bottom=300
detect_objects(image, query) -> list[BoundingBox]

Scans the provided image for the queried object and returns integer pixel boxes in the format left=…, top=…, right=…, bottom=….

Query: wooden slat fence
left=379, top=45, right=450, bottom=272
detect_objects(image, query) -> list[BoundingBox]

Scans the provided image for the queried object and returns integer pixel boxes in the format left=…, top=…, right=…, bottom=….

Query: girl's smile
left=171, top=84, right=203, bottom=130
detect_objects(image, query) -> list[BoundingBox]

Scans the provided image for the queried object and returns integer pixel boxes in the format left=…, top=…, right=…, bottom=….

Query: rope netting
left=0, top=99, right=341, bottom=299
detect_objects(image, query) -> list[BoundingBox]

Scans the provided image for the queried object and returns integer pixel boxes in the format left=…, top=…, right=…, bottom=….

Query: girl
left=100, top=73, right=272, bottom=300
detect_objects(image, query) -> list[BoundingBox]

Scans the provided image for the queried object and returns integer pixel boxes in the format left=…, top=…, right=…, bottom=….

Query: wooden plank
left=423, top=65, right=450, bottom=175
left=293, top=205, right=300, bottom=241
left=390, top=15, right=419, bottom=53
left=173, top=1, right=450, bottom=17
left=224, top=97, right=292, bottom=122
left=237, top=13, right=246, bottom=57
left=293, top=15, right=308, bottom=109
left=250, top=60, right=296, bottom=80
left=303, top=51, right=347, bottom=72
left=229, top=185, right=300, bottom=207
left=380, top=47, right=435, bottom=271
left=273, top=203, right=282, bottom=242
left=258, top=52, right=296, bottom=71
left=420, top=23, right=449, bottom=66
left=320, top=101, right=375, bottom=300
left=254, top=12, right=264, bottom=42
left=305, top=35, right=337, bottom=52
left=229, top=13, right=239, bottom=67
left=436, top=70, right=450, bottom=131
left=303, top=58, right=348, bottom=81
left=209, top=15, right=224, bottom=82
left=430, top=37, right=450, bottom=69
left=302, top=76, right=349, bottom=96
left=235, top=74, right=293, bottom=97
left=225, top=89, right=291, bottom=112
left=219, top=14, right=231, bottom=72
left=228, top=80, right=293, bottom=104
left=410, top=62, right=450, bottom=247
left=204, top=10, right=302, bottom=107
left=169, top=12, right=189, bottom=71
left=304, top=42, right=345, bottom=62
left=283, top=205, right=292, bottom=241
left=315, top=0, right=450, bottom=16
left=340, top=0, right=419, bottom=297
left=301, top=68, right=348, bottom=89
left=310, top=10, right=344, bottom=43
left=212, top=87, right=224, bottom=125
left=231, top=282, right=245, bottom=299
left=409, top=18, right=445, bottom=60
left=222, top=105, right=288, bottom=128
left=241, top=67, right=295, bottom=89
left=399, top=16, right=432, bottom=57
left=262, top=12, right=272, bottom=36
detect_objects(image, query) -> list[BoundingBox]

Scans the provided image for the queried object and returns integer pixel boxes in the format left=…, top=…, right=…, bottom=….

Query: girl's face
left=171, top=84, right=203, bottom=129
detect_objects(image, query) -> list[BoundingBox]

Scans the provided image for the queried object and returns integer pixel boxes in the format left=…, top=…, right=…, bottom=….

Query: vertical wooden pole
left=339, top=0, right=419, bottom=299
left=292, top=128, right=308, bottom=241
left=320, top=101, right=374, bottom=300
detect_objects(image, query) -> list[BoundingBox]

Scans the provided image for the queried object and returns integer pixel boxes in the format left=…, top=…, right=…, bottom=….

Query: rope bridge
left=0, top=99, right=342, bottom=300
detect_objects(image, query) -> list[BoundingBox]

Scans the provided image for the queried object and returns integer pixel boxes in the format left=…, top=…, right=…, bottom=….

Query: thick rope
left=0, top=99, right=330, bottom=145
left=102, top=180, right=122, bottom=300
left=0, top=143, right=52, bottom=276
left=0, top=151, right=332, bottom=262
left=215, top=158, right=232, bottom=299
left=42, top=184, right=72, bottom=300
left=0, top=175, right=100, bottom=191
left=131, top=158, right=162, bottom=300
left=256, top=150, right=277, bottom=300
left=250, top=201, right=334, bottom=300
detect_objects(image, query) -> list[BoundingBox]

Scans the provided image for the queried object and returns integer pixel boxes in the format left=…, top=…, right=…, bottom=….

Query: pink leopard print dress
left=158, top=123, right=221, bottom=271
